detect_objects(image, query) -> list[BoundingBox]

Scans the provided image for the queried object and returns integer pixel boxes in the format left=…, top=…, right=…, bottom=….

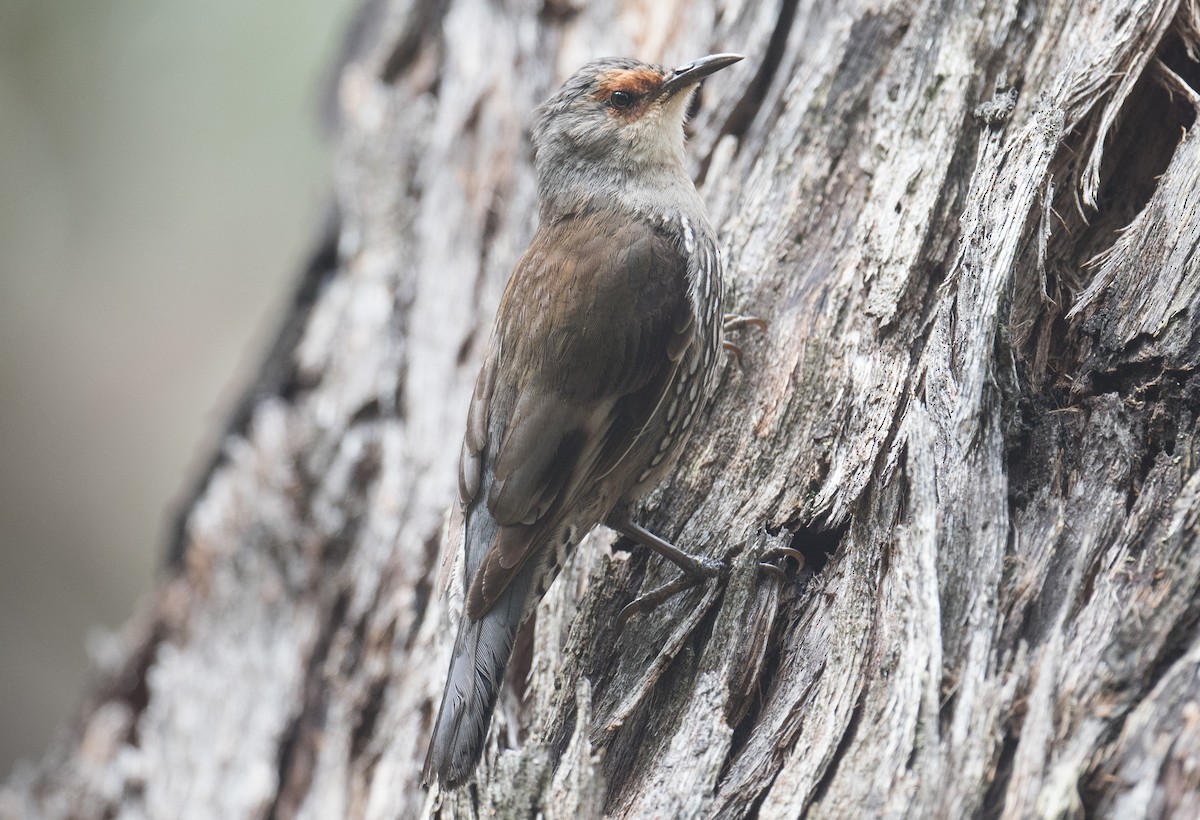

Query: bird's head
left=531, top=54, right=742, bottom=211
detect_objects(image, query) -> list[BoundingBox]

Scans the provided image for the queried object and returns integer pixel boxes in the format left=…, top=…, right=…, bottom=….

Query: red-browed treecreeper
left=423, top=52, right=745, bottom=788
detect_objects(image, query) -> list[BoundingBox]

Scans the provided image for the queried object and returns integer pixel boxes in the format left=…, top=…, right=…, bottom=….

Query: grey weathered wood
left=4, top=0, right=1199, bottom=817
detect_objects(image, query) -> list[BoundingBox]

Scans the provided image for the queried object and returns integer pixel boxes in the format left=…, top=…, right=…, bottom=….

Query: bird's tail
left=422, top=568, right=530, bottom=788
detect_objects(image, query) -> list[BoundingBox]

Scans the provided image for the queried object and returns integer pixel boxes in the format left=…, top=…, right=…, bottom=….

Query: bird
left=423, top=52, right=746, bottom=789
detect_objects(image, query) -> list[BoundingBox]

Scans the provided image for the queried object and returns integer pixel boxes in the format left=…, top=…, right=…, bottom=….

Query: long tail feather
left=422, top=568, right=530, bottom=787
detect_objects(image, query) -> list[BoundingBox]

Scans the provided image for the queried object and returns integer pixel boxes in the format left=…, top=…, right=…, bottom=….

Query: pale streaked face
left=529, top=54, right=742, bottom=219
left=533, top=58, right=692, bottom=169
left=588, top=65, right=697, bottom=164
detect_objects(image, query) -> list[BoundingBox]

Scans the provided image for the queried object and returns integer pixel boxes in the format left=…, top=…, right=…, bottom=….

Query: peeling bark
left=4, top=0, right=1200, bottom=817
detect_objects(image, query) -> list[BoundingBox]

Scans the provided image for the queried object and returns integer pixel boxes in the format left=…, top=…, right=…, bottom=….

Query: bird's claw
left=618, top=557, right=726, bottom=626
left=723, top=313, right=769, bottom=334
left=758, top=545, right=804, bottom=580
left=723, top=314, right=767, bottom=365
left=758, top=562, right=788, bottom=581
left=763, top=545, right=804, bottom=565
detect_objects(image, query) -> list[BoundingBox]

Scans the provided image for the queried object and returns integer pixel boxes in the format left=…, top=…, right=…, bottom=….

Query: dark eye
left=609, top=90, right=636, bottom=110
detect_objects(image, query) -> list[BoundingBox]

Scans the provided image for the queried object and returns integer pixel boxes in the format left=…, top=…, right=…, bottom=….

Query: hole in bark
left=1045, top=25, right=1198, bottom=310
left=725, top=685, right=767, bottom=772
left=1160, top=24, right=1200, bottom=101
left=1088, top=357, right=1189, bottom=402
left=720, top=0, right=797, bottom=142
left=1012, top=25, right=1197, bottom=396
left=349, top=398, right=384, bottom=426
left=746, top=783, right=776, bottom=818
left=1091, top=42, right=1195, bottom=230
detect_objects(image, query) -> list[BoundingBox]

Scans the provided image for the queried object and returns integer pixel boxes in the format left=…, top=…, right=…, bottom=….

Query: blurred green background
left=0, top=0, right=357, bottom=775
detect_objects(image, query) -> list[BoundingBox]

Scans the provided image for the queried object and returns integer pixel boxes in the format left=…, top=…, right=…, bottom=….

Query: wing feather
left=459, top=212, right=693, bottom=618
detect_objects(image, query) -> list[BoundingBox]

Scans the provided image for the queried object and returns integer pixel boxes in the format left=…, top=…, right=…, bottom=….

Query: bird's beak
left=659, top=53, right=743, bottom=98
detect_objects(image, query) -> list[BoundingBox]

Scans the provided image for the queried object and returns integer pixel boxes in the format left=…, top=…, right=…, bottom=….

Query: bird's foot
left=757, top=545, right=804, bottom=581
left=722, top=313, right=768, bottom=334
left=722, top=314, right=767, bottom=366
left=610, top=513, right=728, bottom=626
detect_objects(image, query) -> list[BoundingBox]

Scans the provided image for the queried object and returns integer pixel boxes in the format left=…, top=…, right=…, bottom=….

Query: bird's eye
left=609, top=90, right=636, bottom=110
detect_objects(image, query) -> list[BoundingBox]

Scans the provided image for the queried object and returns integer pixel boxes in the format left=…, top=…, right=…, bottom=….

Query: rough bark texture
left=5, top=0, right=1200, bottom=817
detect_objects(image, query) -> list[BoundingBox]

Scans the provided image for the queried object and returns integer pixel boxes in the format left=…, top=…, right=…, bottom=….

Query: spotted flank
left=681, top=215, right=696, bottom=255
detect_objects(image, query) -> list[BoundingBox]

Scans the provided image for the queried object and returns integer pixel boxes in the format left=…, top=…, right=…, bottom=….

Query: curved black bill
left=660, top=53, right=744, bottom=97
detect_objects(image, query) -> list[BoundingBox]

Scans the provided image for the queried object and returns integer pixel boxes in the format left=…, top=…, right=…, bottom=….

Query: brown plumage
left=463, top=214, right=699, bottom=616
left=424, top=53, right=742, bottom=789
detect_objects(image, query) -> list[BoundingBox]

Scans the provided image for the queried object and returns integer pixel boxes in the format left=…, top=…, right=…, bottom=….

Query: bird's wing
left=459, top=212, right=694, bottom=618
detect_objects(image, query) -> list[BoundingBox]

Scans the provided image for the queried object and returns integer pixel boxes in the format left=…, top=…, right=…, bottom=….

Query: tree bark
left=5, top=0, right=1200, bottom=817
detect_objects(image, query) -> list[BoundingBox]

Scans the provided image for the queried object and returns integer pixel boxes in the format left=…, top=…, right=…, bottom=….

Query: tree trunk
left=5, top=0, right=1200, bottom=817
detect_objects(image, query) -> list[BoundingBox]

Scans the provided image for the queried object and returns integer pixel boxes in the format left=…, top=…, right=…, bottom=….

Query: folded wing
left=460, top=212, right=694, bottom=618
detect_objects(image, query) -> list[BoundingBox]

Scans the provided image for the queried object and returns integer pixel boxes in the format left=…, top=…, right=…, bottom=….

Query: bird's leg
left=613, top=514, right=726, bottom=578
left=722, top=314, right=768, bottom=365
left=609, top=512, right=727, bottom=625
